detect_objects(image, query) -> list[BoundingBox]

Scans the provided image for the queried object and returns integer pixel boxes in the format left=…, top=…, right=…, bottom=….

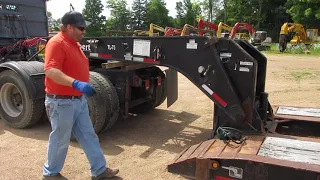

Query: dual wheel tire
left=0, top=68, right=120, bottom=134
left=86, top=71, right=120, bottom=134
left=0, top=66, right=166, bottom=135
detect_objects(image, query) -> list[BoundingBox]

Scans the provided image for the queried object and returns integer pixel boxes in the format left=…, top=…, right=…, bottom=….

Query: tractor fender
left=0, top=61, right=45, bottom=100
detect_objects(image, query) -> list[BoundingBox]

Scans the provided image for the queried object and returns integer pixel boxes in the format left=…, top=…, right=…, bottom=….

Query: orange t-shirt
left=44, top=32, right=89, bottom=96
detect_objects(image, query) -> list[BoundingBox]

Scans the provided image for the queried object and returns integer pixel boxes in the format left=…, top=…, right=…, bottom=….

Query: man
left=43, top=11, right=119, bottom=180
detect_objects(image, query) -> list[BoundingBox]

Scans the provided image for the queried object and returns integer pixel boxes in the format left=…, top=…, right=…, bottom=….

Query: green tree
left=213, top=0, right=292, bottom=41
left=52, top=18, right=62, bottom=31
left=145, top=0, right=171, bottom=27
left=175, top=1, right=185, bottom=27
left=174, top=0, right=203, bottom=27
left=131, top=0, right=148, bottom=30
left=285, top=0, right=320, bottom=29
left=82, top=0, right=106, bottom=36
left=106, top=0, right=132, bottom=30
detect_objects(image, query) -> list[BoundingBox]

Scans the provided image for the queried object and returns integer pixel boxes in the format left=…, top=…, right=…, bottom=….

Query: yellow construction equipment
left=180, top=24, right=196, bottom=36
left=133, top=30, right=149, bottom=36
left=279, top=22, right=318, bottom=52
left=217, top=22, right=233, bottom=38
left=149, top=23, right=166, bottom=36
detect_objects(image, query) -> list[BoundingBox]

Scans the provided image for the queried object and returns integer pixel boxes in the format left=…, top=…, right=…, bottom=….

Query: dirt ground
left=1, top=54, right=320, bottom=180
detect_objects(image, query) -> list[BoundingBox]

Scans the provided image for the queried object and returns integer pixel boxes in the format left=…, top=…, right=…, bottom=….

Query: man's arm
left=44, top=68, right=75, bottom=87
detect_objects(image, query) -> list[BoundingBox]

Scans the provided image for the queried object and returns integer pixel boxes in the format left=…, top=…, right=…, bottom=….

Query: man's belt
left=46, top=94, right=82, bottom=99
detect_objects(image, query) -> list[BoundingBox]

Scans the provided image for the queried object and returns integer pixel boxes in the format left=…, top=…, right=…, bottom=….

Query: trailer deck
left=168, top=106, right=320, bottom=180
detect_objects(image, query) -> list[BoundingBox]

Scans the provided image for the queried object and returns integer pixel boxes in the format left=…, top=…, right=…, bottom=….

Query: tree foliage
left=82, top=0, right=106, bottom=36
left=174, top=0, right=203, bottom=27
left=131, top=0, right=148, bottom=30
left=285, top=0, right=320, bottom=28
left=144, top=0, right=171, bottom=27
left=106, top=0, right=132, bottom=31
left=47, top=0, right=320, bottom=42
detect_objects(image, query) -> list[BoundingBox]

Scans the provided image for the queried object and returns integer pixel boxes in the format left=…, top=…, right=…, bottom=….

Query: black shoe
left=42, top=173, right=68, bottom=180
left=91, top=168, right=119, bottom=180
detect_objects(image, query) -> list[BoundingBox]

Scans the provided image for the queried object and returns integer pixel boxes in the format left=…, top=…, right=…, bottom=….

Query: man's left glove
left=72, top=80, right=96, bottom=97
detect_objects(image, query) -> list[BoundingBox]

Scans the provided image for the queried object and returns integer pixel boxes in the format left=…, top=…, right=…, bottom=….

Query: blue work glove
left=72, top=80, right=96, bottom=97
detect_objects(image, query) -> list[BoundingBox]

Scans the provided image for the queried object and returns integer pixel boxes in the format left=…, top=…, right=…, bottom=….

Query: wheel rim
left=0, top=83, right=23, bottom=117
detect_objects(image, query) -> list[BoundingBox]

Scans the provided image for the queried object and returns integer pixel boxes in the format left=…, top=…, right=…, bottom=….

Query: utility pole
left=70, top=3, right=75, bottom=11
left=223, top=0, right=227, bottom=23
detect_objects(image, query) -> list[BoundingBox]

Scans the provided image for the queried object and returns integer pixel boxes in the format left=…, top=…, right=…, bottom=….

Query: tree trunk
left=223, top=0, right=227, bottom=23
left=257, top=0, right=263, bottom=28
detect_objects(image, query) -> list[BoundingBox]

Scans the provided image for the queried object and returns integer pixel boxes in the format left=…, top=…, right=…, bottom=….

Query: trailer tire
left=89, top=72, right=120, bottom=132
left=85, top=75, right=109, bottom=134
left=0, top=70, right=44, bottom=128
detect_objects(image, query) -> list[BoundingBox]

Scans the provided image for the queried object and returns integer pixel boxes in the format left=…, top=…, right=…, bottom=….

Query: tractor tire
left=89, top=72, right=120, bottom=132
left=85, top=74, right=109, bottom=134
left=0, top=70, right=44, bottom=128
left=130, top=67, right=167, bottom=113
left=279, top=35, right=287, bottom=52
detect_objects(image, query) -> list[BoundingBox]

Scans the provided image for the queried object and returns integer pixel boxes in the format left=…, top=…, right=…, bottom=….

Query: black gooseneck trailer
left=0, top=1, right=320, bottom=179
left=80, top=35, right=320, bottom=180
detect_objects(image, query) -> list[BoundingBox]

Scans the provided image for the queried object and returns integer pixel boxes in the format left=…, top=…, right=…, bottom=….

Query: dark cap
left=61, top=11, right=91, bottom=28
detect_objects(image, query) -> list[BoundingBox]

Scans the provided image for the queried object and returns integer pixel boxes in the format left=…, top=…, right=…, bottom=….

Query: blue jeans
left=43, top=95, right=106, bottom=177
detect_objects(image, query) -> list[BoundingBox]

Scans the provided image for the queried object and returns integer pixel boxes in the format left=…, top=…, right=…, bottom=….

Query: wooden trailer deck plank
left=258, top=136, right=320, bottom=166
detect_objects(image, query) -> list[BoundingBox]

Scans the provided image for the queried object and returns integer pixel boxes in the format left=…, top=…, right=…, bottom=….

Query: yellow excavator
left=180, top=24, right=196, bottom=36
left=217, top=22, right=233, bottom=38
left=149, top=23, right=166, bottom=36
left=132, top=23, right=166, bottom=37
left=133, top=30, right=149, bottom=36
left=279, top=22, right=318, bottom=52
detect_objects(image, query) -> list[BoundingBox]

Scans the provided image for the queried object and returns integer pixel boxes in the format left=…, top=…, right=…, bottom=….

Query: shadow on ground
left=97, top=108, right=212, bottom=158
left=0, top=108, right=212, bottom=158
left=0, top=116, right=51, bottom=141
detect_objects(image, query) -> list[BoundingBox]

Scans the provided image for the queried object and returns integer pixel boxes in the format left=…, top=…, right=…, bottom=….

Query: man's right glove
left=72, top=80, right=96, bottom=97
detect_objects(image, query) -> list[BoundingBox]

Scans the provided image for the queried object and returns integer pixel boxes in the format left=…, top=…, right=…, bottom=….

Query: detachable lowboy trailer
left=1, top=1, right=320, bottom=179
left=80, top=35, right=320, bottom=180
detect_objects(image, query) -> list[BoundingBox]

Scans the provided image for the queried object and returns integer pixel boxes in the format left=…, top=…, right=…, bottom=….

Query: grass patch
left=263, top=43, right=320, bottom=56
left=290, top=70, right=317, bottom=82
left=317, top=88, right=320, bottom=91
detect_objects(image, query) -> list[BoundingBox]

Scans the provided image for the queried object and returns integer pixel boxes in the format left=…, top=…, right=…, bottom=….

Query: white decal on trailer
left=186, top=39, right=198, bottom=49
left=240, top=61, right=253, bottom=66
left=133, top=39, right=151, bottom=57
left=202, top=84, right=213, bottom=95
left=239, top=67, right=250, bottom=72
left=124, top=53, right=132, bottom=60
left=222, top=166, right=243, bottom=179
left=133, top=57, right=144, bottom=62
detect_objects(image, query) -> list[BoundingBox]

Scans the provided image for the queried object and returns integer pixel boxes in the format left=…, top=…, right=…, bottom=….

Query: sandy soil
left=0, top=54, right=320, bottom=180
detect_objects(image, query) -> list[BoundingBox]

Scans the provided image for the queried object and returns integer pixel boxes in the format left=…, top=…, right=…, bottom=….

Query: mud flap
left=165, top=68, right=178, bottom=108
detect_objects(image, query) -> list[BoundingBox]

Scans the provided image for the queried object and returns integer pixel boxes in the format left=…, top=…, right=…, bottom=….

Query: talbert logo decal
left=81, top=44, right=91, bottom=52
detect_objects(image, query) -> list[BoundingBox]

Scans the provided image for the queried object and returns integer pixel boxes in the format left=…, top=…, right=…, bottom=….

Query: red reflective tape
left=215, top=176, right=233, bottom=180
left=99, top=53, right=112, bottom=58
left=145, top=80, right=150, bottom=90
left=202, top=84, right=228, bottom=107
left=144, top=58, right=160, bottom=64
left=212, top=92, right=227, bottom=107
left=144, top=58, right=155, bottom=62
left=157, top=77, right=162, bottom=86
